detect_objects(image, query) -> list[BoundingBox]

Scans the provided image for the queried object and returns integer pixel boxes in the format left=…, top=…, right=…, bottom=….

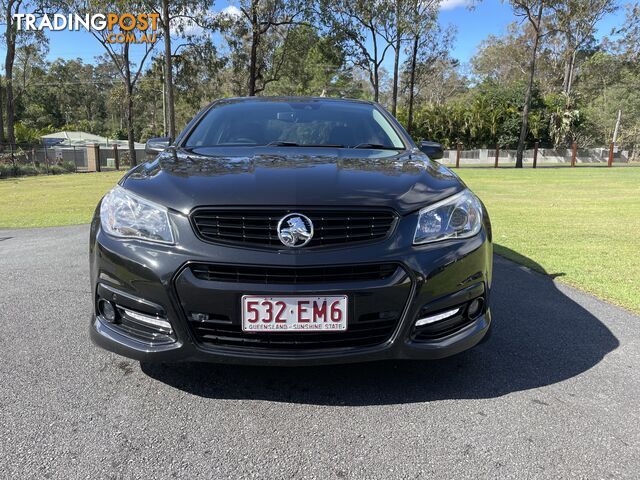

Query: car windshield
left=183, top=100, right=406, bottom=150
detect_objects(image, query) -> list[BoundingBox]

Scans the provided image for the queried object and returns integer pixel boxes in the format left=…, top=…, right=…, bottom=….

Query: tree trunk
left=5, top=4, right=16, bottom=145
left=406, top=35, right=419, bottom=136
left=372, top=31, right=379, bottom=102
left=162, top=0, right=175, bottom=139
left=562, top=48, right=576, bottom=96
left=123, top=45, right=137, bottom=166
left=248, top=2, right=259, bottom=96
left=391, top=35, right=401, bottom=116
left=516, top=3, right=543, bottom=168
left=126, top=83, right=136, bottom=166
left=566, top=49, right=576, bottom=96
left=562, top=32, right=572, bottom=94
left=373, top=66, right=379, bottom=103
left=612, top=109, right=621, bottom=143
left=0, top=82, right=5, bottom=144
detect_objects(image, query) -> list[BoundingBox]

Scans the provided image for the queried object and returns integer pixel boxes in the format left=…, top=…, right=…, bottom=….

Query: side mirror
left=418, top=140, right=444, bottom=160
left=145, top=136, right=172, bottom=155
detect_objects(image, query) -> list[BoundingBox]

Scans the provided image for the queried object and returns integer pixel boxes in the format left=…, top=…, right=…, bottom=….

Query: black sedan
left=90, top=97, right=492, bottom=365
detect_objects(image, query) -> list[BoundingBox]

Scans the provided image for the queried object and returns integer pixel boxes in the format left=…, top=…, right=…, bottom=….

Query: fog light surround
left=98, top=299, right=117, bottom=323
left=467, top=298, right=484, bottom=320
left=122, top=308, right=173, bottom=334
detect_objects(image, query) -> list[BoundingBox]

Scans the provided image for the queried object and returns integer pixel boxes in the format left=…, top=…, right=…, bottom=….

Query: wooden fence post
left=494, top=145, right=499, bottom=168
left=533, top=142, right=538, bottom=169
left=608, top=142, right=614, bottom=167
left=43, top=143, right=50, bottom=174
left=113, top=145, right=120, bottom=171
left=455, top=143, right=461, bottom=168
left=571, top=142, right=577, bottom=167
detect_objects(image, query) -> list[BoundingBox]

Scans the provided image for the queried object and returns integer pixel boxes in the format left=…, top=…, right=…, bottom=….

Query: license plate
left=241, top=296, right=348, bottom=332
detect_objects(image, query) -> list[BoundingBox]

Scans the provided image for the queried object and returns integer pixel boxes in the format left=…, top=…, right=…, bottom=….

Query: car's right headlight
left=414, top=189, right=483, bottom=244
left=100, top=186, right=174, bottom=244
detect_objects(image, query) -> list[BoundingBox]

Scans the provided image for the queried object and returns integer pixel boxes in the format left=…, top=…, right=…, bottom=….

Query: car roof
left=208, top=96, right=377, bottom=108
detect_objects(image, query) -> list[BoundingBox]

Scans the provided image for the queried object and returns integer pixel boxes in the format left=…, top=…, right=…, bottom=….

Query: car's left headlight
left=414, top=189, right=483, bottom=244
left=100, top=186, right=174, bottom=244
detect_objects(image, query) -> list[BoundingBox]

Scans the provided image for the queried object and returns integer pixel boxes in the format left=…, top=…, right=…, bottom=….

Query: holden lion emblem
left=277, top=213, right=314, bottom=248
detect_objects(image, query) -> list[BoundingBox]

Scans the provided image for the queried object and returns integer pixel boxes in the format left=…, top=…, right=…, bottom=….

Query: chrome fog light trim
left=122, top=308, right=173, bottom=333
left=415, top=307, right=460, bottom=327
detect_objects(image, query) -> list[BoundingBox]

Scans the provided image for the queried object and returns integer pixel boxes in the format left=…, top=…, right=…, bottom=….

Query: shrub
left=61, top=161, right=76, bottom=172
left=16, top=165, right=40, bottom=176
left=0, top=163, right=47, bottom=178
left=0, top=164, right=15, bottom=178
left=48, top=165, right=67, bottom=175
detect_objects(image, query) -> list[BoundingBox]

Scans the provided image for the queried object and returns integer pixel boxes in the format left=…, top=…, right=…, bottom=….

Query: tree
left=161, top=0, right=174, bottom=137
left=151, top=0, right=212, bottom=139
left=472, top=24, right=557, bottom=89
left=321, top=0, right=393, bottom=101
left=404, top=4, right=450, bottom=134
left=587, top=3, right=640, bottom=156
left=510, top=0, right=548, bottom=168
left=171, top=40, right=225, bottom=116
left=1, top=0, right=51, bottom=145
left=261, top=25, right=358, bottom=97
left=223, top=0, right=309, bottom=96
left=613, top=2, right=640, bottom=62
left=551, top=0, right=616, bottom=96
left=380, top=0, right=410, bottom=115
left=82, top=1, right=158, bottom=164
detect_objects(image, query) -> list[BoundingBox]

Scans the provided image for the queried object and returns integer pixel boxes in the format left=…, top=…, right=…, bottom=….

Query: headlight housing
left=414, top=189, right=483, bottom=244
left=100, top=186, right=174, bottom=244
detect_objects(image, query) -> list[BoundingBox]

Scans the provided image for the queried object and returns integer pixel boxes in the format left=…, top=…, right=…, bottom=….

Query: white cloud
left=172, top=17, right=203, bottom=36
left=439, top=0, right=472, bottom=10
left=170, top=6, right=215, bottom=37
left=221, top=5, right=242, bottom=18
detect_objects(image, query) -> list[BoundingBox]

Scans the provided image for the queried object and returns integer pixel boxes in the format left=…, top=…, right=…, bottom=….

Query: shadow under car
left=141, top=250, right=619, bottom=405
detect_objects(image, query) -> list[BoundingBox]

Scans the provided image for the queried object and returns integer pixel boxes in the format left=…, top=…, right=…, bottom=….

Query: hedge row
left=0, top=161, right=77, bottom=179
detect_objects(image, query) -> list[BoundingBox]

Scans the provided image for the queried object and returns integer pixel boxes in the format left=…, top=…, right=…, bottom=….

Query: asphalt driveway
left=0, top=225, right=638, bottom=478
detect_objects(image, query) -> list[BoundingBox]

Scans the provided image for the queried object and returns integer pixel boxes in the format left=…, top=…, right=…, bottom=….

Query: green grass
left=1, top=168, right=639, bottom=313
left=457, top=167, right=640, bottom=314
left=0, top=171, right=124, bottom=228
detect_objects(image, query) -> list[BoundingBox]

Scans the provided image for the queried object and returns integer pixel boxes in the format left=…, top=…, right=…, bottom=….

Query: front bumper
left=89, top=208, right=493, bottom=365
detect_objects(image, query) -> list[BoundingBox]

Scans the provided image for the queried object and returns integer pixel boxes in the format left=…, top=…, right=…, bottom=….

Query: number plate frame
left=241, top=295, right=348, bottom=332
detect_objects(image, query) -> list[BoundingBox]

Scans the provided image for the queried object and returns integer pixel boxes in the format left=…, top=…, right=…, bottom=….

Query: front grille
left=190, top=208, right=396, bottom=248
left=190, top=311, right=401, bottom=350
left=175, top=262, right=412, bottom=351
left=189, top=263, right=399, bottom=284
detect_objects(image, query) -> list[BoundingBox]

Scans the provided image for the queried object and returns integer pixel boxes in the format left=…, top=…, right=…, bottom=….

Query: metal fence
left=0, top=144, right=83, bottom=174
left=1, top=142, right=638, bottom=179
left=0, top=143, right=146, bottom=177
left=96, top=146, right=146, bottom=171
left=440, top=146, right=634, bottom=167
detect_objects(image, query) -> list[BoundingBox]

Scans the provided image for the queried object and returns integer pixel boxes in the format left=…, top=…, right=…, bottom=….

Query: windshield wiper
left=265, top=141, right=300, bottom=147
left=351, top=143, right=405, bottom=150
left=263, top=142, right=348, bottom=148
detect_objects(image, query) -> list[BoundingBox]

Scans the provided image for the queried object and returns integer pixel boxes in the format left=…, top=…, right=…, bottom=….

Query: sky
left=0, top=0, right=629, bottom=74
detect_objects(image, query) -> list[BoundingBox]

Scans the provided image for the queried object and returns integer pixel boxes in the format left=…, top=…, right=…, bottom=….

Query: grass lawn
left=457, top=167, right=640, bottom=314
left=1, top=167, right=639, bottom=313
left=0, top=171, right=124, bottom=228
